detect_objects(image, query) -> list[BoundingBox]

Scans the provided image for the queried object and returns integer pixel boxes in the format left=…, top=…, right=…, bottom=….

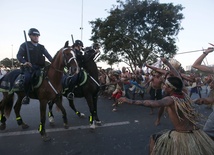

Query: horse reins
left=47, top=47, right=78, bottom=95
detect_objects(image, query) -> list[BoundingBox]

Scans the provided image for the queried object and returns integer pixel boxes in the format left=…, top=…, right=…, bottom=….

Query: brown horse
left=48, top=46, right=101, bottom=129
left=0, top=41, right=79, bottom=141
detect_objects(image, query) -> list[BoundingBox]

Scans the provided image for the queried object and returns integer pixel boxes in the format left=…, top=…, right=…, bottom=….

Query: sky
left=0, top=0, right=214, bottom=70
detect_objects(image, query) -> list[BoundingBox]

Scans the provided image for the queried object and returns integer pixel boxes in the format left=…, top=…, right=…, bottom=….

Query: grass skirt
left=151, top=129, right=214, bottom=155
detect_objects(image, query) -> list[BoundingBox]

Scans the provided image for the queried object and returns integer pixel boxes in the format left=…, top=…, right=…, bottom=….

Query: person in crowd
left=110, top=71, right=124, bottom=112
left=121, top=67, right=131, bottom=99
left=145, top=57, right=195, bottom=125
left=129, top=69, right=145, bottom=100
left=204, top=74, right=213, bottom=95
left=99, top=69, right=107, bottom=96
left=194, top=79, right=214, bottom=140
left=189, top=73, right=202, bottom=98
left=118, top=76, right=214, bottom=155
left=192, top=46, right=214, bottom=140
left=144, top=72, right=151, bottom=94
left=17, top=28, right=52, bottom=104
left=144, top=71, right=164, bottom=115
left=105, top=70, right=117, bottom=100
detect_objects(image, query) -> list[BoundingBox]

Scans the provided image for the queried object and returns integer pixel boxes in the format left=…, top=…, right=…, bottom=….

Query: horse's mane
left=52, top=50, right=61, bottom=62
left=84, top=47, right=97, bottom=60
left=82, top=47, right=99, bottom=81
left=52, top=42, right=71, bottom=62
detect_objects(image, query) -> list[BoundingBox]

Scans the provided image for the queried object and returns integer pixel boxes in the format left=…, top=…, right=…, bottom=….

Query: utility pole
left=80, top=0, right=84, bottom=40
left=11, top=44, right=14, bottom=68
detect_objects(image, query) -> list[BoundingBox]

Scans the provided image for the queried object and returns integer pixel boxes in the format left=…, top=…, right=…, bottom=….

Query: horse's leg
left=0, top=100, right=6, bottom=130
left=84, top=95, right=98, bottom=129
left=55, top=96, right=69, bottom=129
left=47, top=101, right=55, bottom=126
left=14, top=93, right=29, bottom=129
left=93, top=95, right=101, bottom=126
left=0, top=93, right=14, bottom=130
left=39, top=100, right=51, bottom=142
left=68, top=99, right=85, bottom=118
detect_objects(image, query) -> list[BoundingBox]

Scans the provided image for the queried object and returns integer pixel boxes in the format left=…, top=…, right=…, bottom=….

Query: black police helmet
left=28, top=28, right=40, bottom=36
left=92, top=43, right=100, bottom=49
left=75, top=40, right=84, bottom=47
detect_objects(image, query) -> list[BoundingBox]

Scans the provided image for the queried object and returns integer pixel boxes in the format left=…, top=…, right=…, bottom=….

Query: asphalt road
left=0, top=87, right=212, bottom=155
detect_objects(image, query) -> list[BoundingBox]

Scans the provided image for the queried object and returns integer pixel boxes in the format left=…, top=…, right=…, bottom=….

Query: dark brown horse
left=48, top=46, right=101, bottom=129
left=0, top=41, right=79, bottom=141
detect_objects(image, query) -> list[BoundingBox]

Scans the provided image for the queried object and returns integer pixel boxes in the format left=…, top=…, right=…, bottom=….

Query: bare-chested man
left=145, top=71, right=164, bottom=114
left=118, top=76, right=214, bottom=155
left=146, top=58, right=195, bottom=125
left=121, top=67, right=131, bottom=99
left=192, top=47, right=214, bottom=140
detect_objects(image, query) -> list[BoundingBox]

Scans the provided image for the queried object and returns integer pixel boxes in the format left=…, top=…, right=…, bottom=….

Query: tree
left=1, top=58, right=21, bottom=68
left=1, top=58, right=50, bottom=69
left=90, top=0, right=184, bottom=71
left=1, top=58, right=12, bottom=68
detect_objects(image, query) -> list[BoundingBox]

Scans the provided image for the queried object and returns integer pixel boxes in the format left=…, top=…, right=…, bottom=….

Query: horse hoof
left=90, top=123, right=96, bottom=129
left=64, top=124, right=69, bottom=129
left=22, top=123, right=29, bottom=129
left=80, top=113, right=85, bottom=118
left=0, top=123, right=6, bottom=130
left=49, top=116, right=55, bottom=123
left=42, top=135, right=51, bottom=142
left=96, top=121, right=102, bottom=126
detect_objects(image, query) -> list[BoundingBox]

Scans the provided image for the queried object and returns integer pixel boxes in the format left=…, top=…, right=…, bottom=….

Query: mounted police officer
left=61, top=40, right=84, bottom=100
left=17, top=28, right=53, bottom=104
left=62, top=40, right=100, bottom=100
left=72, top=40, right=84, bottom=68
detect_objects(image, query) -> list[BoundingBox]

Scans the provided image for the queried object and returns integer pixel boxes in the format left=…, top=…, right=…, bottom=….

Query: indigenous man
left=118, top=76, right=214, bottom=155
left=144, top=71, right=164, bottom=114
left=146, top=57, right=194, bottom=125
left=192, top=46, right=214, bottom=140
left=121, top=67, right=131, bottom=99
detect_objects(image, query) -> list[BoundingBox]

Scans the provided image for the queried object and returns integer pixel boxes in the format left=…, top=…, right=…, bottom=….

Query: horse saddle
left=0, top=69, right=44, bottom=94
left=62, top=70, right=88, bottom=96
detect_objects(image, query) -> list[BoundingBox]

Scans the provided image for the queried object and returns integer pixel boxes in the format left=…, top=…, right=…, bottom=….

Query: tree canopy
left=90, top=0, right=184, bottom=70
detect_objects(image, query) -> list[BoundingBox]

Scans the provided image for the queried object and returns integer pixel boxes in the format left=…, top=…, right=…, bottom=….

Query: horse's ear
left=64, top=41, right=69, bottom=48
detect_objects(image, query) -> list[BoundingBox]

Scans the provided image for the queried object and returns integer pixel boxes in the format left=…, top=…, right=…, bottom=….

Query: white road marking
left=0, top=121, right=130, bottom=137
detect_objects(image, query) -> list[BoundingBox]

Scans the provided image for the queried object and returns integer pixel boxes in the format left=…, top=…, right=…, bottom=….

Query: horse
left=0, top=41, right=79, bottom=141
left=48, top=46, right=101, bottom=129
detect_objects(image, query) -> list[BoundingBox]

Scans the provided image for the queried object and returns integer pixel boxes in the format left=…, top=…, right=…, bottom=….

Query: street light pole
left=11, top=44, right=14, bottom=68
left=80, top=0, right=83, bottom=40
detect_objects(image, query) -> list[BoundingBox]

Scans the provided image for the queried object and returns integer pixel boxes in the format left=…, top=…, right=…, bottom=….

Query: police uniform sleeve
left=17, top=43, right=27, bottom=63
left=41, top=45, right=53, bottom=62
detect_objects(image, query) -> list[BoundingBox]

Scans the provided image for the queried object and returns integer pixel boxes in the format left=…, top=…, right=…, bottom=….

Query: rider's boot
left=67, top=92, right=74, bottom=100
left=21, top=96, right=30, bottom=104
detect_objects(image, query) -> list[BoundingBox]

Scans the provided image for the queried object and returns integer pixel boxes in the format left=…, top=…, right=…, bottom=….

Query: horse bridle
left=47, top=47, right=79, bottom=95
left=51, top=47, right=78, bottom=73
left=62, top=47, right=78, bottom=69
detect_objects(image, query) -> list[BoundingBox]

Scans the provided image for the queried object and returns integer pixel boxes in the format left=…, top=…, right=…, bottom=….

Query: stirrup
left=21, top=96, right=30, bottom=105
left=67, top=92, right=74, bottom=100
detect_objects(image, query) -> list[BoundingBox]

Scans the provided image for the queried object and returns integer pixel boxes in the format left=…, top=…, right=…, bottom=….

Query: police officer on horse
left=17, top=28, right=53, bottom=104
left=60, top=39, right=83, bottom=99
left=62, top=40, right=100, bottom=100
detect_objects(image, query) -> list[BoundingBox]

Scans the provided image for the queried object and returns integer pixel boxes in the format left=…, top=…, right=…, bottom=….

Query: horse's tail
left=4, top=93, right=14, bottom=117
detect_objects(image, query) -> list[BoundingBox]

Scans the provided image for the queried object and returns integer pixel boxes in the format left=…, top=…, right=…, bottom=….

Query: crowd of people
left=98, top=49, right=214, bottom=154
left=1, top=27, right=214, bottom=154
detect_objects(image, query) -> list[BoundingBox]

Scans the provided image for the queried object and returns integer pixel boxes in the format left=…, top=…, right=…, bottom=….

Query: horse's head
left=51, top=41, right=79, bottom=76
left=84, top=46, right=100, bottom=61
left=62, top=41, right=79, bottom=76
